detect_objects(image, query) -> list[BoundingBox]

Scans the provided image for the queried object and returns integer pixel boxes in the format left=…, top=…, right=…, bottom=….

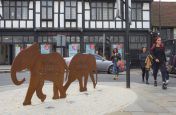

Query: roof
left=151, top=2, right=176, bottom=27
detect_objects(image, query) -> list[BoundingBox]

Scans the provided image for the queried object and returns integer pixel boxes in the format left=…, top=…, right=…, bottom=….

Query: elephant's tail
left=65, top=70, right=69, bottom=81
left=64, top=63, right=69, bottom=81
left=95, top=69, right=98, bottom=85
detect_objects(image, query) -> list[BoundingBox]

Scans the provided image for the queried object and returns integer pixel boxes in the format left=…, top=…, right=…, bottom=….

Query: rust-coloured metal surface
left=11, top=43, right=68, bottom=106
left=64, top=53, right=98, bottom=92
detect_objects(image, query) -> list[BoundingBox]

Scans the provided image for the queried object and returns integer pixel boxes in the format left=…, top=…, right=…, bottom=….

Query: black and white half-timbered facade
left=0, top=0, right=152, bottom=68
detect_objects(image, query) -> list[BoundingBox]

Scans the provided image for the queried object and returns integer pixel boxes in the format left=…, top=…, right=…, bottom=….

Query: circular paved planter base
left=0, top=83, right=137, bottom=115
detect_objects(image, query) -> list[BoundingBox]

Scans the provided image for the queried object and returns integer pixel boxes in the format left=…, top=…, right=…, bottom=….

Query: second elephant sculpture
left=11, top=43, right=69, bottom=106
left=64, top=53, right=98, bottom=92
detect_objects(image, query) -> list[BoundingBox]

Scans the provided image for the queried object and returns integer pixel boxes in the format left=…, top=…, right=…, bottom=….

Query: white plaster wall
left=97, top=21, right=102, bottom=28
left=66, top=22, right=70, bottom=28
left=29, top=1, right=33, bottom=9
left=143, top=11, right=150, bottom=20
left=36, top=1, right=40, bottom=12
left=130, top=21, right=135, bottom=28
left=60, top=14, right=64, bottom=28
left=85, top=11, right=90, bottom=20
left=90, top=21, right=95, bottom=28
left=42, top=21, right=46, bottom=27
left=27, top=21, right=33, bottom=28
left=110, top=21, right=115, bottom=28
left=36, top=14, right=40, bottom=27
left=143, top=22, right=150, bottom=28
left=20, top=21, right=26, bottom=28
left=78, top=2, right=82, bottom=13
left=48, top=22, right=52, bottom=28
left=116, top=21, right=122, bottom=28
left=54, top=14, right=58, bottom=28
left=85, top=21, right=89, bottom=28
left=85, top=2, right=90, bottom=9
left=6, top=21, right=12, bottom=28
left=103, top=21, right=109, bottom=28
left=174, top=28, right=176, bottom=39
left=72, top=22, right=76, bottom=28
left=77, top=14, right=82, bottom=28
left=137, top=22, right=142, bottom=28
left=0, top=21, right=4, bottom=28
left=29, top=10, right=33, bottom=19
left=0, top=7, right=2, bottom=17
left=13, top=20, right=19, bottom=28
left=60, top=1, right=64, bottom=13
left=54, top=1, right=58, bottom=13
left=143, top=3, right=149, bottom=10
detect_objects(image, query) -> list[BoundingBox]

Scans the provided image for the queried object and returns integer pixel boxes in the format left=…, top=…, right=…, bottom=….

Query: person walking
left=150, top=36, right=168, bottom=89
left=139, top=47, right=149, bottom=84
left=111, top=48, right=121, bottom=80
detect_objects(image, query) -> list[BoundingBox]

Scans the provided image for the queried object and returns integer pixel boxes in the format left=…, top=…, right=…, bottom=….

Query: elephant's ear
left=26, top=42, right=40, bottom=56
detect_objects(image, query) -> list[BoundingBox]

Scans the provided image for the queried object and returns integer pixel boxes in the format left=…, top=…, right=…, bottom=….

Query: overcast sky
left=154, top=0, right=176, bottom=2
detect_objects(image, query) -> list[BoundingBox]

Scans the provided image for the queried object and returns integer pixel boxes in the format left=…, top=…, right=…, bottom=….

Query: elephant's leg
left=23, top=78, right=39, bottom=106
left=36, top=79, right=46, bottom=102
left=63, top=72, right=76, bottom=92
left=83, top=73, right=88, bottom=91
left=63, top=80, right=72, bottom=93
left=90, top=73, right=96, bottom=88
left=78, top=75, right=84, bottom=92
left=58, top=84, right=66, bottom=98
left=52, top=82, right=59, bottom=100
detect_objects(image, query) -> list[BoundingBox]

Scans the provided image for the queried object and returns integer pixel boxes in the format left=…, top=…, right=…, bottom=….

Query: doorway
left=0, top=44, right=12, bottom=65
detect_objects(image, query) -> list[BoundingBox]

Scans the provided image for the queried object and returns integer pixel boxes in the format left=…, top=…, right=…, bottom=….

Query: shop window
left=48, top=36, right=53, bottom=43
left=23, top=36, right=29, bottom=42
left=68, top=44, right=80, bottom=56
left=28, top=36, right=34, bottom=43
left=86, top=44, right=95, bottom=54
left=66, top=36, right=71, bottom=43
left=114, top=37, right=119, bottom=42
left=76, top=36, right=80, bottom=42
left=84, top=36, right=89, bottom=42
left=94, top=36, right=99, bottom=42
left=13, top=36, right=23, bottom=43
left=71, top=36, right=76, bottom=42
left=43, top=36, right=48, bottom=42
left=38, top=36, right=43, bottom=43
left=2, top=36, right=12, bottom=43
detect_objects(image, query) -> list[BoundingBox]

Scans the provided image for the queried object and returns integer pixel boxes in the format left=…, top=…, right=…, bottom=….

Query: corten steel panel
left=11, top=43, right=69, bottom=106
left=64, top=53, right=98, bottom=93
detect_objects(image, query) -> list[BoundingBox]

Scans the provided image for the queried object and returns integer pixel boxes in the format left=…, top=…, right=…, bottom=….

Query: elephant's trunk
left=11, top=68, right=25, bottom=85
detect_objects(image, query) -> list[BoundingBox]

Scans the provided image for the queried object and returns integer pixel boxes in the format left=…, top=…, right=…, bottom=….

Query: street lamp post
left=125, top=0, right=130, bottom=88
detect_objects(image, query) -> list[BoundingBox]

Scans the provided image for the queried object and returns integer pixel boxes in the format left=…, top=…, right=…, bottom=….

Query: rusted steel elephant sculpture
left=11, top=43, right=68, bottom=106
left=64, top=53, right=98, bottom=92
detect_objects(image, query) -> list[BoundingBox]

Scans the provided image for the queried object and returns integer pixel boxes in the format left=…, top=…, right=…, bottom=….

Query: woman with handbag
left=139, top=47, right=149, bottom=84
left=111, top=48, right=121, bottom=80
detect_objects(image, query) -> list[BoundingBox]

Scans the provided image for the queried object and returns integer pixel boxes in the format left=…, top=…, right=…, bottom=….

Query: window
left=3, top=1, right=29, bottom=19
left=91, top=2, right=114, bottom=20
left=65, top=0, right=76, bottom=20
left=130, top=35, right=147, bottom=49
left=131, top=3, right=142, bottom=20
left=160, top=29, right=173, bottom=40
left=41, top=1, right=53, bottom=20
